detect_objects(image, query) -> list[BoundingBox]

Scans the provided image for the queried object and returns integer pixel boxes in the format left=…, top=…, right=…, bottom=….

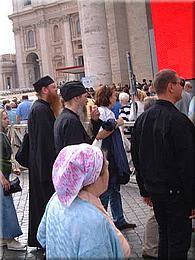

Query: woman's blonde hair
left=136, top=89, right=147, bottom=102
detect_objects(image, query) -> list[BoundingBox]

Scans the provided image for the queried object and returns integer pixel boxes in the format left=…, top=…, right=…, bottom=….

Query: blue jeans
left=0, top=172, right=22, bottom=239
left=100, top=184, right=126, bottom=228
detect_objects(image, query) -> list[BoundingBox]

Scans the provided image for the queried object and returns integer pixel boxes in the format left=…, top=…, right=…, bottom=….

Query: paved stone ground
left=1, top=171, right=195, bottom=259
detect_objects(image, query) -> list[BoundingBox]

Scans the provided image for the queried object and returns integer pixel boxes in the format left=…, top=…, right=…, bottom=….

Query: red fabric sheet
left=150, top=1, right=194, bottom=79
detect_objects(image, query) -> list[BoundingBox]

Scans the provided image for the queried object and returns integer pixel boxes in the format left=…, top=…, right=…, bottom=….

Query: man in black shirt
left=131, top=69, right=195, bottom=260
left=54, top=81, right=101, bottom=154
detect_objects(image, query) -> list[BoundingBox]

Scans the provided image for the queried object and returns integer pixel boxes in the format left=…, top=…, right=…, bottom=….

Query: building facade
left=9, top=0, right=156, bottom=88
left=0, top=54, right=19, bottom=90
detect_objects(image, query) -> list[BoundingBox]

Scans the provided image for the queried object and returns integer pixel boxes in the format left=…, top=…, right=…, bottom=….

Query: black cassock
left=28, top=99, right=56, bottom=247
left=54, top=107, right=101, bottom=154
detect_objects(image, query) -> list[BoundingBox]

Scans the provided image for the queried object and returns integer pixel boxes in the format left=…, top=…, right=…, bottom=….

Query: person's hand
left=96, top=129, right=114, bottom=140
left=13, top=169, right=21, bottom=175
left=143, top=197, right=153, bottom=207
left=0, top=176, right=10, bottom=191
left=90, top=105, right=100, bottom=121
left=116, top=117, right=124, bottom=127
left=189, top=209, right=195, bottom=219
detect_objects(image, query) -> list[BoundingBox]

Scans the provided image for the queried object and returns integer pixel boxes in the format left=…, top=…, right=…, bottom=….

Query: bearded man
left=28, top=75, right=60, bottom=248
left=54, top=81, right=101, bottom=155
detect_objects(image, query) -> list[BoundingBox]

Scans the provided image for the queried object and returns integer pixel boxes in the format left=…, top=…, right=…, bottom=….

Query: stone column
left=37, top=20, right=51, bottom=76
left=2, top=74, right=6, bottom=90
left=78, top=0, right=112, bottom=85
left=62, top=15, right=75, bottom=80
left=14, top=27, right=25, bottom=88
left=63, top=15, right=74, bottom=67
left=105, top=0, right=130, bottom=85
left=125, top=2, right=153, bottom=81
left=0, top=74, right=3, bottom=91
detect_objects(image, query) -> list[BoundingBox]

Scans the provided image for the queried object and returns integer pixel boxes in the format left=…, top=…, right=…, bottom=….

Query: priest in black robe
left=28, top=76, right=59, bottom=247
left=54, top=81, right=101, bottom=154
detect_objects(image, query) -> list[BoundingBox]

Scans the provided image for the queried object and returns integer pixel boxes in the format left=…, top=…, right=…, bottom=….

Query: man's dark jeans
left=151, top=190, right=192, bottom=260
left=100, top=184, right=126, bottom=228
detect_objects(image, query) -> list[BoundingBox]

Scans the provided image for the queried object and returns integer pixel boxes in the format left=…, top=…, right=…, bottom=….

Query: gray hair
left=119, top=92, right=130, bottom=102
left=185, top=81, right=192, bottom=87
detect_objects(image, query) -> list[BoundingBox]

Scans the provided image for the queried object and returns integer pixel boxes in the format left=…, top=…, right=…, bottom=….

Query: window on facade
left=76, top=20, right=81, bottom=34
left=54, top=25, right=60, bottom=42
left=78, top=56, right=84, bottom=66
left=27, top=30, right=35, bottom=48
left=24, top=0, right=31, bottom=6
left=7, top=77, right=11, bottom=89
left=57, top=62, right=63, bottom=76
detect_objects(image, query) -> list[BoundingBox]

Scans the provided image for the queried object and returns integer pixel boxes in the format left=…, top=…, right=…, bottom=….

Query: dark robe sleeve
left=90, top=119, right=102, bottom=142
left=61, top=118, right=91, bottom=148
left=33, top=107, right=56, bottom=182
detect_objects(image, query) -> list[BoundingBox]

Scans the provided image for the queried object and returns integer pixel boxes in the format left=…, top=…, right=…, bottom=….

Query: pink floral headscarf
left=52, top=143, right=103, bottom=207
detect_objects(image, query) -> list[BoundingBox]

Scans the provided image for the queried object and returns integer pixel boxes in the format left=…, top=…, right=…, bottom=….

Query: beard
left=78, top=105, right=88, bottom=123
left=47, top=92, right=62, bottom=118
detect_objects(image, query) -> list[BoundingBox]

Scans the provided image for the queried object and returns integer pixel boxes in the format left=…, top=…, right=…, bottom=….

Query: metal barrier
left=8, top=124, right=27, bottom=167
left=7, top=121, right=135, bottom=166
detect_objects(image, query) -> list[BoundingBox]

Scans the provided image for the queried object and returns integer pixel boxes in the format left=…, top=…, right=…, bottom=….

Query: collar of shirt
left=63, top=107, right=80, bottom=118
left=156, top=99, right=177, bottom=110
left=38, top=98, right=50, bottom=107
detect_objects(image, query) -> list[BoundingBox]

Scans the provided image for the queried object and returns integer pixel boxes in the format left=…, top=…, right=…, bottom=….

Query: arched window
left=28, top=30, right=35, bottom=47
left=53, top=25, right=60, bottom=42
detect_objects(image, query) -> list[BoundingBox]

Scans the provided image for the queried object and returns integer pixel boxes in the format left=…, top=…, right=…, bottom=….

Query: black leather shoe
left=142, top=253, right=158, bottom=259
left=117, top=222, right=137, bottom=231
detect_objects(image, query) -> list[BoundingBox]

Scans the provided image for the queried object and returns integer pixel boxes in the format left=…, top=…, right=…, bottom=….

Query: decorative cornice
left=49, top=18, right=59, bottom=24
left=48, top=16, right=68, bottom=25
left=13, top=26, right=21, bottom=34
left=36, top=20, right=47, bottom=28
left=62, top=14, right=71, bottom=23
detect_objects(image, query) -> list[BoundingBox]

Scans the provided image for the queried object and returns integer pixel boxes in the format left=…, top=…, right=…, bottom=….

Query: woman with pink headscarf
left=37, top=143, right=130, bottom=259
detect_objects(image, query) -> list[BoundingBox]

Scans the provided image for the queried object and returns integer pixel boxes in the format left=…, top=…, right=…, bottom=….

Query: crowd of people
left=0, top=95, right=33, bottom=125
left=0, top=69, right=195, bottom=259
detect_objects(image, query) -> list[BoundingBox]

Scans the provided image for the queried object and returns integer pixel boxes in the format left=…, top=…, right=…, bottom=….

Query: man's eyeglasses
left=171, top=81, right=181, bottom=85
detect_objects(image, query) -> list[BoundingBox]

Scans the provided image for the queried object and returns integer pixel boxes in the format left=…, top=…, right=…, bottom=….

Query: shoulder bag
left=4, top=177, right=22, bottom=196
left=15, top=132, right=29, bottom=168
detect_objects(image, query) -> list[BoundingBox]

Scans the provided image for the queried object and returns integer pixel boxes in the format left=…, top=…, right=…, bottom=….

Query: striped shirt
left=119, top=104, right=132, bottom=135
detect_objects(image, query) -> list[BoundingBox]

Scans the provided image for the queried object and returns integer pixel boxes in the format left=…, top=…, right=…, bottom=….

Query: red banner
left=150, top=1, right=194, bottom=79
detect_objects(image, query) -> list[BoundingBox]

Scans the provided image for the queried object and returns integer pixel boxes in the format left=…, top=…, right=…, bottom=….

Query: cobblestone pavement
left=1, top=171, right=195, bottom=259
